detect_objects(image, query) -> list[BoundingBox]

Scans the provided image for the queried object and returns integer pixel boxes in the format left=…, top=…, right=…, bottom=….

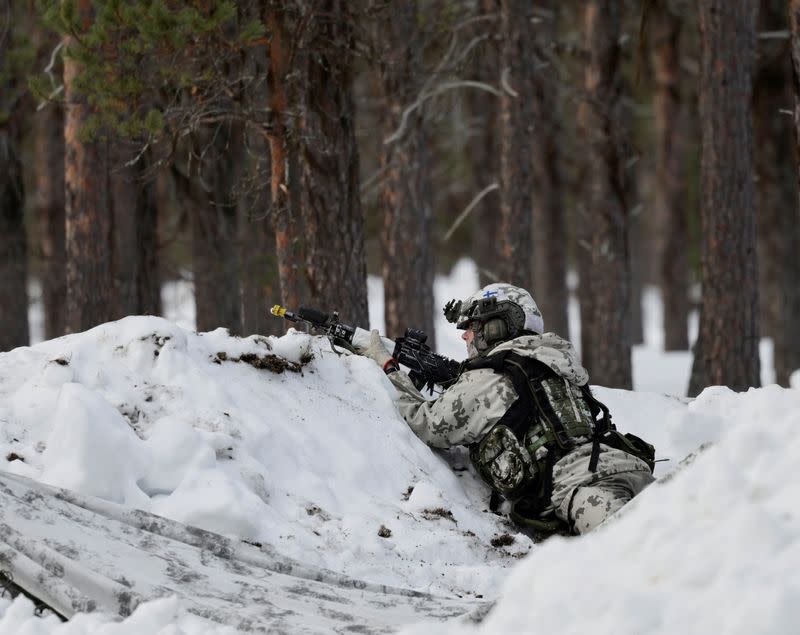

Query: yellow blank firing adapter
left=270, top=305, right=287, bottom=318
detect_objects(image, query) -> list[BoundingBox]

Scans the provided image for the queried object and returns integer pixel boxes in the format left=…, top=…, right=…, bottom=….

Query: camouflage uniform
left=386, top=333, right=654, bottom=534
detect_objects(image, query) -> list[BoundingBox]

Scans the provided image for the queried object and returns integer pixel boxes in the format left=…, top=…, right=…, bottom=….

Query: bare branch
left=384, top=81, right=503, bottom=145
left=443, top=183, right=499, bottom=242
left=500, top=68, right=518, bottom=97
left=759, top=30, right=789, bottom=40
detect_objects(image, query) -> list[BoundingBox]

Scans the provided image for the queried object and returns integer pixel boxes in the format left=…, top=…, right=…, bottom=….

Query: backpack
left=465, top=350, right=655, bottom=528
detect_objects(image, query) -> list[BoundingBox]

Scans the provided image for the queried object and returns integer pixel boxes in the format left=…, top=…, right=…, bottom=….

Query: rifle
left=270, top=305, right=462, bottom=393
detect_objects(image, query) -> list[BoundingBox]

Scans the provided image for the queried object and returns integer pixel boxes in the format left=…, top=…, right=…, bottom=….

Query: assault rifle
left=270, top=305, right=462, bottom=393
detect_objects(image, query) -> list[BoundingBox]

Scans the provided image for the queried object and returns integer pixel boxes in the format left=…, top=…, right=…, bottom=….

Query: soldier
left=358, top=283, right=655, bottom=535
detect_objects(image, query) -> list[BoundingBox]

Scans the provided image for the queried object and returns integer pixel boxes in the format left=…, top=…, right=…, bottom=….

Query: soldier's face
left=462, top=323, right=479, bottom=358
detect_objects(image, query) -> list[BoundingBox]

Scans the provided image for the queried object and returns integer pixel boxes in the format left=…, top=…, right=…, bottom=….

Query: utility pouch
left=470, top=425, right=537, bottom=498
left=599, top=430, right=656, bottom=473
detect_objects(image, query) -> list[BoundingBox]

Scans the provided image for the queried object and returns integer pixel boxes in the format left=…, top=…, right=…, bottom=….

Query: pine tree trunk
left=575, top=201, right=594, bottom=371
left=111, top=145, right=160, bottom=318
left=651, top=4, right=689, bottom=351
left=63, top=8, right=114, bottom=334
left=34, top=102, right=66, bottom=340
left=240, top=203, right=280, bottom=337
left=582, top=1, right=632, bottom=389
left=628, top=203, right=644, bottom=347
left=240, top=135, right=281, bottom=337
left=191, top=126, right=242, bottom=335
left=0, top=130, right=29, bottom=351
left=530, top=1, right=569, bottom=340
left=498, top=0, right=535, bottom=288
left=785, top=0, right=800, bottom=385
left=298, top=2, right=369, bottom=326
left=689, top=0, right=760, bottom=396
left=264, top=2, right=305, bottom=314
left=470, top=0, right=502, bottom=288
left=378, top=0, right=434, bottom=340
left=756, top=0, right=800, bottom=386
left=137, top=168, right=161, bottom=317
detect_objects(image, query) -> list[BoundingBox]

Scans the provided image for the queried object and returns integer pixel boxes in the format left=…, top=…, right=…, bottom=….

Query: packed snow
left=2, top=260, right=798, bottom=633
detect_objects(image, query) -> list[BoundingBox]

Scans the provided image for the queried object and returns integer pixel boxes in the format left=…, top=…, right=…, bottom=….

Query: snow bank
left=4, top=261, right=798, bottom=633
left=0, top=316, right=529, bottom=604
left=403, top=384, right=800, bottom=635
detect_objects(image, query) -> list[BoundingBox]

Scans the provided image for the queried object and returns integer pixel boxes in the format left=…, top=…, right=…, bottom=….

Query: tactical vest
left=464, top=350, right=655, bottom=529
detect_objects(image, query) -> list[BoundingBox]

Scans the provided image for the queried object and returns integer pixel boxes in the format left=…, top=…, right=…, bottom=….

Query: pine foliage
left=33, top=0, right=266, bottom=143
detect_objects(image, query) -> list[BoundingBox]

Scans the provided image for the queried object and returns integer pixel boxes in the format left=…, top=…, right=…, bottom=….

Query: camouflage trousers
left=555, top=470, right=654, bottom=535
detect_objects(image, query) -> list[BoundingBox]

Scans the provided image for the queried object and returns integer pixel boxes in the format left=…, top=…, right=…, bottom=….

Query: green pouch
left=601, top=430, right=656, bottom=473
left=470, top=425, right=537, bottom=498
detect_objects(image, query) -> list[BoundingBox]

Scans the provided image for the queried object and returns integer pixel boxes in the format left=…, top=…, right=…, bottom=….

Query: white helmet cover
left=448, top=283, right=544, bottom=335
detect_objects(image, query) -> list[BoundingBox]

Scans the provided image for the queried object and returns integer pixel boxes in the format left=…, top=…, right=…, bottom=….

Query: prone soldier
left=356, top=283, right=655, bottom=535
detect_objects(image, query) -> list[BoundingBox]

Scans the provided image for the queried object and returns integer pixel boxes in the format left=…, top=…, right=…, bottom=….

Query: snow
left=404, top=385, right=800, bottom=635
left=2, top=260, right=798, bottom=633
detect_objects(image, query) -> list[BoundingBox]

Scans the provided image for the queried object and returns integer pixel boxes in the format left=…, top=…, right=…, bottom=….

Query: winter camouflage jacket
left=387, top=333, right=652, bottom=512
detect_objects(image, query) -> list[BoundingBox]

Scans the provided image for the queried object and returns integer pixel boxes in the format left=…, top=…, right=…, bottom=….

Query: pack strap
left=580, top=384, right=614, bottom=472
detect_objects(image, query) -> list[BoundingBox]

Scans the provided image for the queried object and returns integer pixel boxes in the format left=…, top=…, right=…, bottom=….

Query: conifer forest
left=1, top=0, right=799, bottom=396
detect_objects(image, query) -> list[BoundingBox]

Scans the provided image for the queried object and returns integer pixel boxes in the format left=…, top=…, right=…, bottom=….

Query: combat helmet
left=444, top=283, right=544, bottom=349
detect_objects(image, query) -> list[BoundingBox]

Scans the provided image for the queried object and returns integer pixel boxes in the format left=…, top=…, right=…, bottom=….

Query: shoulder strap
left=464, top=351, right=549, bottom=442
left=482, top=352, right=536, bottom=442
left=579, top=384, right=615, bottom=472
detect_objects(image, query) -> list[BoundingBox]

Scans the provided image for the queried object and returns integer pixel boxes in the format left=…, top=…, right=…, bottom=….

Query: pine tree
left=62, top=0, right=114, bottom=333
left=263, top=0, right=306, bottom=314
left=378, top=0, right=434, bottom=340
left=111, top=143, right=161, bottom=318
left=689, top=0, right=760, bottom=395
left=468, top=0, right=502, bottom=288
left=298, top=2, right=369, bottom=326
left=650, top=1, right=690, bottom=351
left=0, top=0, right=31, bottom=350
left=530, top=0, right=569, bottom=340
left=32, top=24, right=66, bottom=340
left=498, top=0, right=535, bottom=288
left=755, top=0, right=800, bottom=386
left=581, top=1, right=632, bottom=389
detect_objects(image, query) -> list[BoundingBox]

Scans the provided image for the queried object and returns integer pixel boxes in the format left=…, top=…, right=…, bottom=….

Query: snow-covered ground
left=3, top=260, right=798, bottom=633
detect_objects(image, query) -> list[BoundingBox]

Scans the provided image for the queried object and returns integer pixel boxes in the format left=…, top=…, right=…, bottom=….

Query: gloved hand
left=361, top=329, right=397, bottom=372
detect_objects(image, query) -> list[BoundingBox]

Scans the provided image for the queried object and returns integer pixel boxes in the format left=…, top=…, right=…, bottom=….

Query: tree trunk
left=378, top=0, right=434, bottom=339
left=34, top=101, right=66, bottom=340
left=240, top=137, right=281, bottom=337
left=651, top=3, right=689, bottom=351
left=265, top=2, right=305, bottom=314
left=575, top=200, right=594, bottom=371
left=111, top=145, right=161, bottom=318
left=298, top=2, right=369, bottom=326
left=531, top=1, right=569, bottom=339
left=628, top=203, right=644, bottom=347
left=470, top=0, right=502, bottom=288
left=190, top=125, right=242, bottom=335
left=581, top=1, right=632, bottom=389
left=785, top=0, right=800, bottom=385
left=63, top=5, right=114, bottom=334
left=689, top=0, right=760, bottom=396
left=498, top=0, right=535, bottom=288
left=756, top=0, right=800, bottom=386
left=240, top=202, right=280, bottom=337
left=0, top=131, right=29, bottom=351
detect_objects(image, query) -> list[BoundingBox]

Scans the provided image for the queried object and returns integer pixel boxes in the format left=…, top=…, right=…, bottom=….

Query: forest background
left=1, top=0, right=798, bottom=398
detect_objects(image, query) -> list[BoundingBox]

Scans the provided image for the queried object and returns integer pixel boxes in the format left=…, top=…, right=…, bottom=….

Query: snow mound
left=403, top=385, right=800, bottom=635
left=0, top=316, right=529, bottom=600
left=2, top=314, right=798, bottom=634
